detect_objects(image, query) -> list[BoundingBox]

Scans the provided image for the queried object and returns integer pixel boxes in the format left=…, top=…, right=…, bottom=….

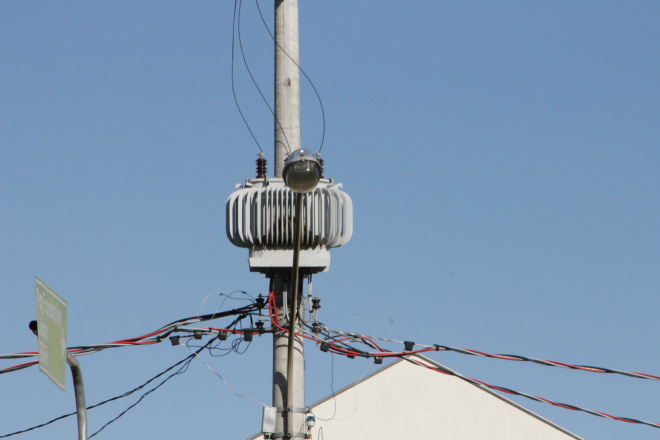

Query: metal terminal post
left=316, top=152, right=324, bottom=178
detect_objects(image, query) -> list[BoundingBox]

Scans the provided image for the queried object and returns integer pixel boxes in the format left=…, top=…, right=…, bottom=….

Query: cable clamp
left=275, top=406, right=307, bottom=413
left=269, top=432, right=308, bottom=439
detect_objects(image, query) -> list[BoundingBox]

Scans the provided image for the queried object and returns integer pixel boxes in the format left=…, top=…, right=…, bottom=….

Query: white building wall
left=250, top=356, right=582, bottom=440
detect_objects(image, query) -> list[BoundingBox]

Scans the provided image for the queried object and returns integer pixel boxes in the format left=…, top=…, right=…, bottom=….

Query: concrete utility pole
left=272, top=1, right=305, bottom=439
left=274, top=0, right=301, bottom=178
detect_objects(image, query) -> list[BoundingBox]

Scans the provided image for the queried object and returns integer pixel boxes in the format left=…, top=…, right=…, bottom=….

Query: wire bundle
left=262, top=286, right=660, bottom=430
left=3, top=289, right=659, bottom=434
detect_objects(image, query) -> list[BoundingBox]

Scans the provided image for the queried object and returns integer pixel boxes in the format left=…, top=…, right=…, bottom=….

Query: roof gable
left=250, top=355, right=583, bottom=440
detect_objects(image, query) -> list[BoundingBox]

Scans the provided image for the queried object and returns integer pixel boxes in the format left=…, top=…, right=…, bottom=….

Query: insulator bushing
left=256, top=155, right=267, bottom=178
left=256, top=294, right=266, bottom=308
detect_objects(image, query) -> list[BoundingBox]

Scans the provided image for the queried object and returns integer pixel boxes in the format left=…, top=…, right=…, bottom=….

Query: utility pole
left=272, top=1, right=305, bottom=439
left=225, top=2, right=352, bottom=437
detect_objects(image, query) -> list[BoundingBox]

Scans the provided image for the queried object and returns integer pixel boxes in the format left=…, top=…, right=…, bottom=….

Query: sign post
left=35, top=277, right=68, bottom=391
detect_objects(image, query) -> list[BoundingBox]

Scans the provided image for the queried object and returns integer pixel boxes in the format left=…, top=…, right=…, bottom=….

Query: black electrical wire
left=255, top=0, right=327, bottom=153
left=305, top=325, right=660, bottom=430
left=0, top=311, right=255, bottom=438
left=402, top=356, right=660, bottom=430
left=232, top=0, right=263, bottom=152
left=88, top=312, right=250, bottom=438
left=236, top=0, right=292, bottom=154
left=88, top=354, right=195, bottom=438
left=0, top=345, right=203, bottom=438
left=0, top=304, right=260, bottom=368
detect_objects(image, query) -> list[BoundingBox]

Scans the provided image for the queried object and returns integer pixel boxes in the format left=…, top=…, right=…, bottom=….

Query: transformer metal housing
left=226, top=177, right=353, bottom=274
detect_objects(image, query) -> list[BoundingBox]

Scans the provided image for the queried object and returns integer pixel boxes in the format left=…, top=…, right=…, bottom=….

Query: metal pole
left=273, top=1, right=304, bottom=439
left=286, top=194, right=304, bottom=438
left=30, top=321, right=87, bottom=440
left=66, top=353, right=88, bottom=440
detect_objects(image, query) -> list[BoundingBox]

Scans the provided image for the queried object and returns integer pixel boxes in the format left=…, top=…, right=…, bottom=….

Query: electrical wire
left=0, top=342, right=203, bottom=438
left=318, top=330, right=660, bottom=382
left=305, top=326, right=660, bottom=430
left=255, top=0, right=327, bottom=153
left=404, top=356, right=660, bottom=430
left=267, top=282, right=365, bottom=359
left=0, top=304, right=261, bottom=375
left=186, top=345, right=267, bottom=406
left=232, top=0, right=263, bottom=152
left=236, top=0, right=292, bottom=155
left=88, top=354, right=195, bottom=438
left=0, top=312, right=255, bottom=438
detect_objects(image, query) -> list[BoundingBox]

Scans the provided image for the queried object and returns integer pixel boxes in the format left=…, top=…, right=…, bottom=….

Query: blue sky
left=1, top=2, right=658, bottom=439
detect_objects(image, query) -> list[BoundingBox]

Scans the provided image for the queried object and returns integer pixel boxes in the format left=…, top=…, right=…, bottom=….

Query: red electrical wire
left=405, top=357, right=660, bottom=430
left=1, top=304, right=260, bottom=375
left=327, top=330, right=660, bottom=382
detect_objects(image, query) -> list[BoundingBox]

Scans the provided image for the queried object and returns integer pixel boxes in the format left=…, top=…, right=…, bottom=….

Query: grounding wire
left=255, top=0, right=327, bottom=153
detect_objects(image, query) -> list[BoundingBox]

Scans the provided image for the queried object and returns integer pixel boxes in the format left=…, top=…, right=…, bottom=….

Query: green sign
left=35, top=277, right=68, bottom=391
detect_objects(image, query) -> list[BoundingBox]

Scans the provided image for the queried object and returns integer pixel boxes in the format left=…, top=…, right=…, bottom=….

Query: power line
left=232, top=0, right=263, bottom=152
left=0, top=312, right=256, bottom=439
left=0, top=304, right=261, bottom=375
left=0, top=344, right=200, bottom=438
left=404, top=356, right=660, bottom=430
left=318, top=330, right=660, bottom=382
left=255, top=0, right=327, bottom=153
left=236, top=0, right=292, bottom=155
left=262, top=288, right=660, bottom=430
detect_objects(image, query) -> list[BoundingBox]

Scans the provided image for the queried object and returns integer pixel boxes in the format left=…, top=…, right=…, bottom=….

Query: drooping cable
left=0, top=313, right=255, bottom=438
left=0, top=342, right=204, bottom=438
left=87, top=354, right=195, bottom=438
left=324, top=331, right=660, bottom=382
left=232, top=0, right=263, bottom=152
left=0, top=304, right=260, bottom=375
left=266, top=282, right=365, bottom=358
left=307, top=327, right=660, bottom=430
left=255, top=0, right=327, bottom=153
left=187, top=345, right=267, bottom=406
left=236, top=0, right=292, bottom=155
left=404, top=356, right=660, bottom=430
